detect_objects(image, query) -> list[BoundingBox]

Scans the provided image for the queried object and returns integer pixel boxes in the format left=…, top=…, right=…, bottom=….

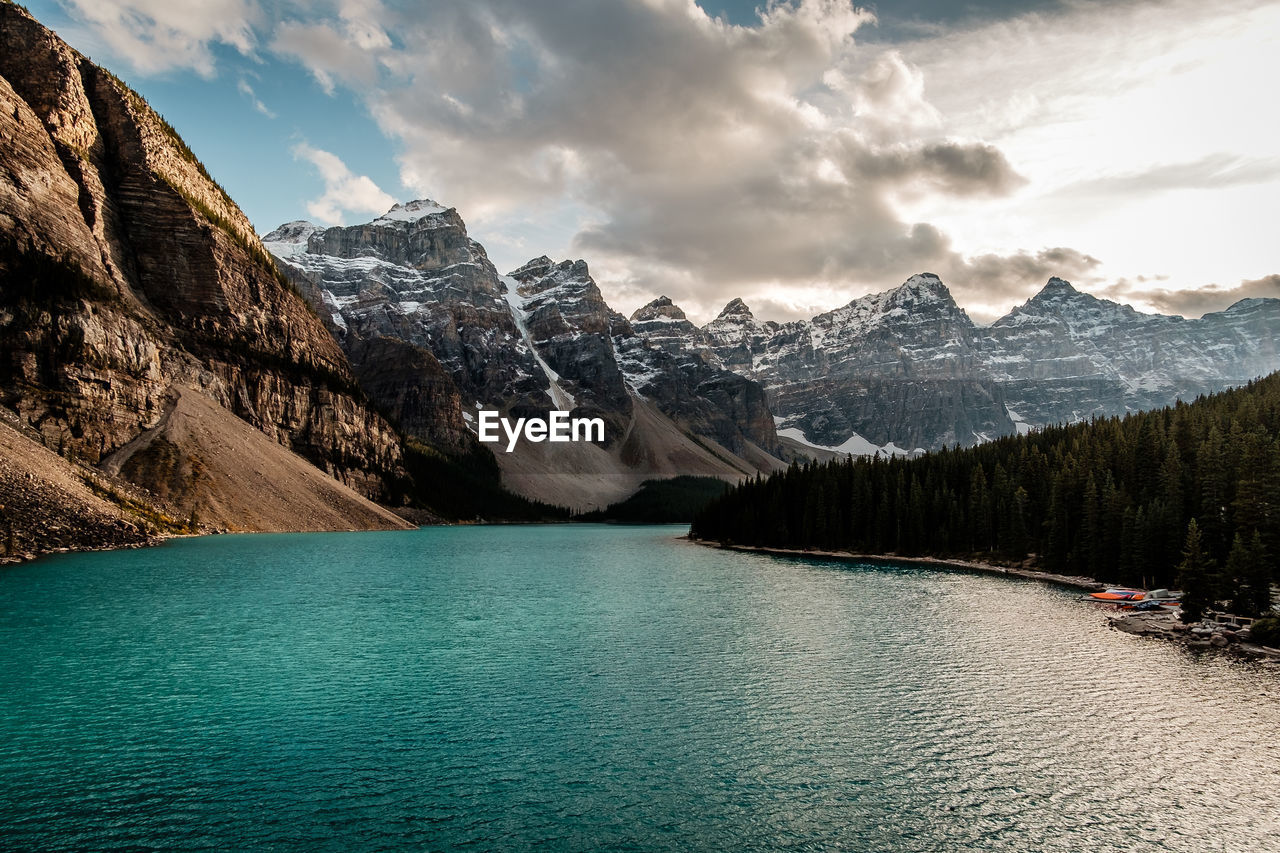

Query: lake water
left=1, top=524, right=1278, bottom=851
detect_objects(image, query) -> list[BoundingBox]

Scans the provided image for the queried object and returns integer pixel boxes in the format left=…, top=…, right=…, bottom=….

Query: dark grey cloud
left=847, top=139, right=1026, bottom=196
left=1106, top=274, right=1280, bottom=318
left=944, top=247, right=1103, bottom=317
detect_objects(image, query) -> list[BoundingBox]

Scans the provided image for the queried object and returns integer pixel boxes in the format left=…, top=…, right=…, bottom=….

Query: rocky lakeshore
left=1, top=408, right=160, bottom=565
left=1107, top=611, right=1280, bottom=663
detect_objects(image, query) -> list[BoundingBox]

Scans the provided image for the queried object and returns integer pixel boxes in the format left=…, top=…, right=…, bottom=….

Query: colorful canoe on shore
left=1087, top=588, right=1145, bottom=601
left=1084, top=588, right=1182, bottom=607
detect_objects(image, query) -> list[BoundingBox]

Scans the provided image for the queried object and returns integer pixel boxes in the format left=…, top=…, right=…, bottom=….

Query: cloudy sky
left=25, top=0, right=1280, bottom=323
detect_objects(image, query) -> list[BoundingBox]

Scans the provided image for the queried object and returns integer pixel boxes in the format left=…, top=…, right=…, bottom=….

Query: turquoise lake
left=1, top=524, right=1278, bottom=851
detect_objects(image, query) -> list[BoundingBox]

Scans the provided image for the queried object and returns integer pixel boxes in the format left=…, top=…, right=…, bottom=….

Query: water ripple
left=1, top=526, right=1278, bottom=851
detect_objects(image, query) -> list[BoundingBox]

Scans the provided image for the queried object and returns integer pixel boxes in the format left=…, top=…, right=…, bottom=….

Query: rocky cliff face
left=263, top=202, right=541, bottom=453
left=267, top=206, right=784, bottom=506
left=618, top=295, right=778, bottom=456
left=508, top=261, right=780, bottom=457
left=702, top=274, right=1280, bottom=451
left=504, top=256, right=633, bottom=440
left=0, top=4, right=405, bottom=513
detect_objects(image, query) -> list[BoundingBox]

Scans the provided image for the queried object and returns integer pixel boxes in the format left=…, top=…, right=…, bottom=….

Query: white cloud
left=271, top=0, right=394, bottom=94
left=59, top=0, right=259, bottom=77
left=291, top=142, right=395, bottom=225
left=236, top=79, right=276, bottom=118
left=274, top=0, right=1042, bottom=320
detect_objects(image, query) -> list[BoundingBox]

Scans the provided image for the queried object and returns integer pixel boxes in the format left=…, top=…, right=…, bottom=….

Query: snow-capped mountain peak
left=1020, top=277, right=1097, bottom=312
left=816, top=273, right=970, bottom=338
left=1040, top=276, right=1077, bottom=294
left=998, top=278, right=1161, bottom=329
left=508, top=256, right=557, bottom=281
left=716, top=297, right=754, bottom=320
left=374, top=199, right=449, bottom=223
left=629, top=297, right=707, bottom=360
left=260, top=220, right=319, bottom=257
left=1219, top=297, right=1273, bottom=316
left=898, top=272, right=949, bottom=296
left=509, top=257, right=594, bottom=292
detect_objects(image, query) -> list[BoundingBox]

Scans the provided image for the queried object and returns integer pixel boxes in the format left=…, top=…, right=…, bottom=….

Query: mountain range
left=2, top=1, right=1278, bottom=555
left=702, top=272, right=1280, bottom=451
left=267, top=202, right=1280, bottom=501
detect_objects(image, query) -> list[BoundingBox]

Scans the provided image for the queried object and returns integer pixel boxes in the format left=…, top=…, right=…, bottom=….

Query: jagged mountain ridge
left=701, top=274, right=1280, bottom=449
left=979, top=277, right=1280, bottom=425
left=270, top=193, right=1279, bottom=464
left=266, top=205, right=785, bottom=509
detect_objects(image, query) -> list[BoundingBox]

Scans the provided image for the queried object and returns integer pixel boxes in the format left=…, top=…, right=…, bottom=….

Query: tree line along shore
left=692, top=373, right=1280, bottom=636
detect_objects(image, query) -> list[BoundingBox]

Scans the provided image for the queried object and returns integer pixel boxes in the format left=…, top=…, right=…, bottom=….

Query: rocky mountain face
left=265, top=204, right=551, bottom=457
left=703, top=274, right=1012, bottom=450
left=509, top=260, right=779, bottom=459
left=266, top=206, right=784, bottom=508
left=0, top=3, right=408, bottom=538
left=978, top=278, right=1280, bottom=427
left=702, top=274, right=1280, bottom=451
left=504, top=255, right=633, bottom=444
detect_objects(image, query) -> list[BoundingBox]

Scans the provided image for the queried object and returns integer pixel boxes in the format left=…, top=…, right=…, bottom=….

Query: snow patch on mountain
left=375, top=199, right=447, bottom=222
left=501, top=276, right=576, bottom=410
left=261, top=220, right=318, bottom=257
left=1006, top=407, right=1035, bottom=435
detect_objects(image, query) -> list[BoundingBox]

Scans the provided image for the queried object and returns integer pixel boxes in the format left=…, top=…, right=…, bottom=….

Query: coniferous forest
left=692, top=373, right=1280, bottom=616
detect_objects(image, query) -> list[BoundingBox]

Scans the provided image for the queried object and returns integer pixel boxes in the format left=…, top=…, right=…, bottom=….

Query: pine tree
left=1226, top=531, right=1273, bottom=617
left=1177, top=519, right=1216, bottom=623
left=1224, top=533, right=1251, bottom=615
left=1007, top=486, right=1029, bottom=561
left=968, top=466, right=991, bottom=553
left=1194, top=429, right=1228, bottom=559
left=1079, top=474, right=1100, bottom=576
